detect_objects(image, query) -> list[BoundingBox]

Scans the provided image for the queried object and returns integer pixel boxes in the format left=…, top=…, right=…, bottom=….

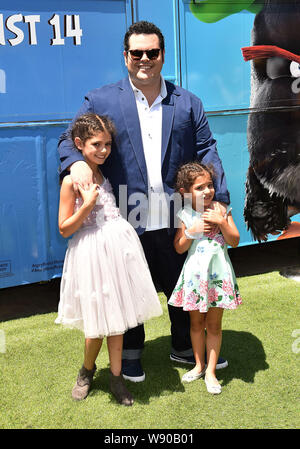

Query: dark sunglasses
left=128, top=48, right=161, bottom=61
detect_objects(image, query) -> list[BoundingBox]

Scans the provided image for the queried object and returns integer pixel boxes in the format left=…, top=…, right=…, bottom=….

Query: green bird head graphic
left=189, top=0, right=263, bottom=23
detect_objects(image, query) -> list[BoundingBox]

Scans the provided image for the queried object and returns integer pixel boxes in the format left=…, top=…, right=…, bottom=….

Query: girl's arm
left=174, top=221, right=193, bottom=254
left=202, top=204, right=240, bottom=248
left=58, top=176, right=99, bottom=238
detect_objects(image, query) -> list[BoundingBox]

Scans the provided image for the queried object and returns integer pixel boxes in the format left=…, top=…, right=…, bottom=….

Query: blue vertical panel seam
left=35, top=135, right=51, bottom=271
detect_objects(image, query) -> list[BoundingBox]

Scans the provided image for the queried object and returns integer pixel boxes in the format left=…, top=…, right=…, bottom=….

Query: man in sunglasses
left=58, top=21, right=230, bottom=386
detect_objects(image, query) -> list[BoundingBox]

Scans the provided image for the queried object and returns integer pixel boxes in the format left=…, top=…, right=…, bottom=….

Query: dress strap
left=225, top=206, right=232, bottom=218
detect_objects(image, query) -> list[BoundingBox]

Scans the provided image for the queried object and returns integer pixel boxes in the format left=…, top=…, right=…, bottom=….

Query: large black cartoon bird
left=242, top=0, right=300, bottom=242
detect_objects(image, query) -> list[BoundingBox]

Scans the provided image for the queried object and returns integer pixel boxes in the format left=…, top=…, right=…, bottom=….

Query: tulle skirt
left=55, top=218, right=162, bottom=338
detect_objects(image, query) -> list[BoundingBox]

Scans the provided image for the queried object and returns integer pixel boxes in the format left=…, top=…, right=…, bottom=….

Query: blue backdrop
left=1, top=0, right=298, bottom=288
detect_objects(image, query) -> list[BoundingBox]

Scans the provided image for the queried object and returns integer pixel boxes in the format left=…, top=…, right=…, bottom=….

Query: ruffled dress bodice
left=74, top=178, right=121, bottom=230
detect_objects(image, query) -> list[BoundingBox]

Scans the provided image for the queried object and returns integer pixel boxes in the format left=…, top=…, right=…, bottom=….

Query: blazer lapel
left=119, top=78, right=147, bottom=185
left=161, top=84, right=175, bottom=164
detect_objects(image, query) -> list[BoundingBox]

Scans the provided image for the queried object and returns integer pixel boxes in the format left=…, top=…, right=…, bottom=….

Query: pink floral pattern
left=172, top=288, right=184, bottom=306
left=199, top=280, right=208, bottom=295
left=222, top=278, right=234, bottom=296
left=213, top=234, right=225, bottom=246
left=208, top=287, right=219, bottom=303
left=185, top=291, right=199, bottom=310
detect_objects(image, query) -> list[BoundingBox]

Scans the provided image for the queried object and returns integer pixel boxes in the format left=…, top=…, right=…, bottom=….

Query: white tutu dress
left=55, top=177, right=162, bottom=338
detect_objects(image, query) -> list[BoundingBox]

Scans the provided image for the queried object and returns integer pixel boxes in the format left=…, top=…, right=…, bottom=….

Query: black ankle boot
left=71, top=364, right=97, bottom=401
left=109, top=371, right=134, bottom=406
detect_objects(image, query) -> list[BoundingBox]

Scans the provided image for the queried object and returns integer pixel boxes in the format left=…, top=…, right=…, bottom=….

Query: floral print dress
left=168, top=204, right=242, bottom=313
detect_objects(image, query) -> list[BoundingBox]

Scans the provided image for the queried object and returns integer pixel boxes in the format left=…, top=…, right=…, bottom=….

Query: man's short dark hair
left=124, top=21, right=165, bottom=52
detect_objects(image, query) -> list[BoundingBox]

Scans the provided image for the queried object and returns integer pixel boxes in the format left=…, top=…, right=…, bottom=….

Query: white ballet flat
left=204, top=377, right=222, bottom=394
left=182, top=369, right=206, bottom=383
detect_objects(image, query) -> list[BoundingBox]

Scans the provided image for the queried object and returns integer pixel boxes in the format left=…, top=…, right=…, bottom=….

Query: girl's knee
left=206, top=318, right=222, bottom=335
left=206, top=322, right=222, bottom=336
left=189, top=311, right=206, bottom=332
left=206, top=308, right=223, bottom=335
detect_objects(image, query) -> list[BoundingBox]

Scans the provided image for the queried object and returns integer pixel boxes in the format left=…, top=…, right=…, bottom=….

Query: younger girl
left=55, top=113, right=162, bottom=405
left=168, top=161, right=242, bottom=394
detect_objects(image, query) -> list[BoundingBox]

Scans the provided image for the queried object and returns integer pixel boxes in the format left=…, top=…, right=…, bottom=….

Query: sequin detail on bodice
left=74, top=178, right=121, bottom=229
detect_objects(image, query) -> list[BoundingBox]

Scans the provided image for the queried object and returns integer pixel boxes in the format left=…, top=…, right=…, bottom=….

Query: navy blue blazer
left=58, top=77, right=230, bottom=233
